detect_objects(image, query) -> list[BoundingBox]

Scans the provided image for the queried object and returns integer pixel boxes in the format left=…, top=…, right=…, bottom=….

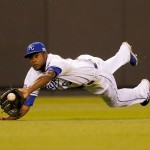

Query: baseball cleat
left=140, top=79, right=150, bottom=106
left=122, top=42, right=138, bottom=66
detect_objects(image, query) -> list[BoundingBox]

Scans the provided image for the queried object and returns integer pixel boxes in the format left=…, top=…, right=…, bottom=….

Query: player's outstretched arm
left=0, top=105, right=30, bottom=120
left=20, top=70, right=56, bottom=99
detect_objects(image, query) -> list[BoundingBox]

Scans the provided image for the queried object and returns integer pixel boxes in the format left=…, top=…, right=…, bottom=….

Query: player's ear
left=43, top=52, right=48, bottom=58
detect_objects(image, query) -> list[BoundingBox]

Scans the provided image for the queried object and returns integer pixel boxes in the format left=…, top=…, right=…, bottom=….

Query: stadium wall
left=0, top=0, right=149, bottom=90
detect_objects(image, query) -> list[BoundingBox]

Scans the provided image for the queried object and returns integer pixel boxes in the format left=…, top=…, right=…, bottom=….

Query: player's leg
left=99, top=72, right=149, bottom=107
left=117, top=79, right=150, bottom=106
left=77, top=42, right=138, bottom=75
left=103, top=42, right=138, bottom=74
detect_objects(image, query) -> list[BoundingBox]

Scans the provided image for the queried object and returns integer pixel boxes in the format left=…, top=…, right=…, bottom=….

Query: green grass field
left=0, top=96, right=150, bottom=150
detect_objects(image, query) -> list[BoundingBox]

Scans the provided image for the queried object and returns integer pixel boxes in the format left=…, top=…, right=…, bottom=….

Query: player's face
left=29, top=52, right=48, bottom=71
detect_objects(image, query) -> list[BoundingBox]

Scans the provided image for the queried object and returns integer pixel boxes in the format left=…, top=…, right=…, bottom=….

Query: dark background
left=0, top=0, right=149, bottom=91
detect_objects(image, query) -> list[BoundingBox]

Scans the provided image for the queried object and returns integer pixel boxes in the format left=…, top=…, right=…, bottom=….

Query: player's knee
left=101, top=95, right=118, bottom=108
left=106, top=103, right=117, bottom=108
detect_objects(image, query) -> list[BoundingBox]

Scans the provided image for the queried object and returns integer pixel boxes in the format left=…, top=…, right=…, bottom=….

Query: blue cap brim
left=24, top=51, right=40, bottom=58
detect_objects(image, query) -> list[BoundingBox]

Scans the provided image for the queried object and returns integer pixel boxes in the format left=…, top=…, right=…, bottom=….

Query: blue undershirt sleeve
left=24, top=95, right=36, bottom=106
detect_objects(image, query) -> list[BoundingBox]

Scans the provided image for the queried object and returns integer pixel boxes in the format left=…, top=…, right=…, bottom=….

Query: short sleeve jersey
left=24, top=53, right=98, bottom=96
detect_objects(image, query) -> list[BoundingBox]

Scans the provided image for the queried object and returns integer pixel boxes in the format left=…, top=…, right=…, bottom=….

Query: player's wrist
left=18, top=88, right=30, bottom=99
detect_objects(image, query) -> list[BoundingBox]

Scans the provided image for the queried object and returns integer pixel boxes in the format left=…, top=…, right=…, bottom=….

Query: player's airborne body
left=0, top=42, right=150, bottom=120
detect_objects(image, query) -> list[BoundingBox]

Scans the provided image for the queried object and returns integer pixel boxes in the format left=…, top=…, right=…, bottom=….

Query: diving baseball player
left=0, top=41, right=149, bottom=120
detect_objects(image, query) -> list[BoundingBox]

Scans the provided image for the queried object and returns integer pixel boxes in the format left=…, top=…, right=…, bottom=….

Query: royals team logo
left=45, top=78, right=59, bottom=90
left=45, top=78, right=72, bottom=90
left=28, top=44, right=34, bottom=51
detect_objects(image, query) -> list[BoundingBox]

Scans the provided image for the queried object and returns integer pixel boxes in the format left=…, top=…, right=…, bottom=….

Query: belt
left=87, top=80, right=94, bottom=85
left=75, top=58, right=98, bottom=86
left=87, top=59, right=98, bottom=85
left=88, top=59, right=98, bottom=69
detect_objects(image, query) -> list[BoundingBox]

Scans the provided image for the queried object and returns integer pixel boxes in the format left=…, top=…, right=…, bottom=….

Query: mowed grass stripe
left=0, top=96, right=150, bottom=150
left=26, top=96, right=150, bottom=120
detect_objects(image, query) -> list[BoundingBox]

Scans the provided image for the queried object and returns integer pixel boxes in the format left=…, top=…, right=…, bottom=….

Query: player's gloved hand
left=0, top=89, right=25, bottom=117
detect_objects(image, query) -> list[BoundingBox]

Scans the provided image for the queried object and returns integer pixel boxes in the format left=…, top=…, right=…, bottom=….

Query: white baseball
left=7, top=93, right=16, bottom=101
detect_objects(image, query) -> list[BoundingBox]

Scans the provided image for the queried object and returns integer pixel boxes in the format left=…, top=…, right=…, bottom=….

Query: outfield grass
left=0, top=96, right=150, bottom=150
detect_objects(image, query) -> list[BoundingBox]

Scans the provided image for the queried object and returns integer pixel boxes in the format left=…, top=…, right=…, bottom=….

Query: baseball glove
left=0, top=89, right=25, bottom=117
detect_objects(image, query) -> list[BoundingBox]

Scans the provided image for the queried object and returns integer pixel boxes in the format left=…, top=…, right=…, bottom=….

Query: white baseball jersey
left=24, top=44, right=149, bottom=108
left=24, top=53, right=104, bottom=97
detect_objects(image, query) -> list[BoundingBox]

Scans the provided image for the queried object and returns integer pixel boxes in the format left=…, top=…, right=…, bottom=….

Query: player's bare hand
left=18, top=88, right=30, bottom=99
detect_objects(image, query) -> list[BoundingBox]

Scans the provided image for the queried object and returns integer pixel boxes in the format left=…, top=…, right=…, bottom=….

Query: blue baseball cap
left=24, top=42, right=47, bottom=58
